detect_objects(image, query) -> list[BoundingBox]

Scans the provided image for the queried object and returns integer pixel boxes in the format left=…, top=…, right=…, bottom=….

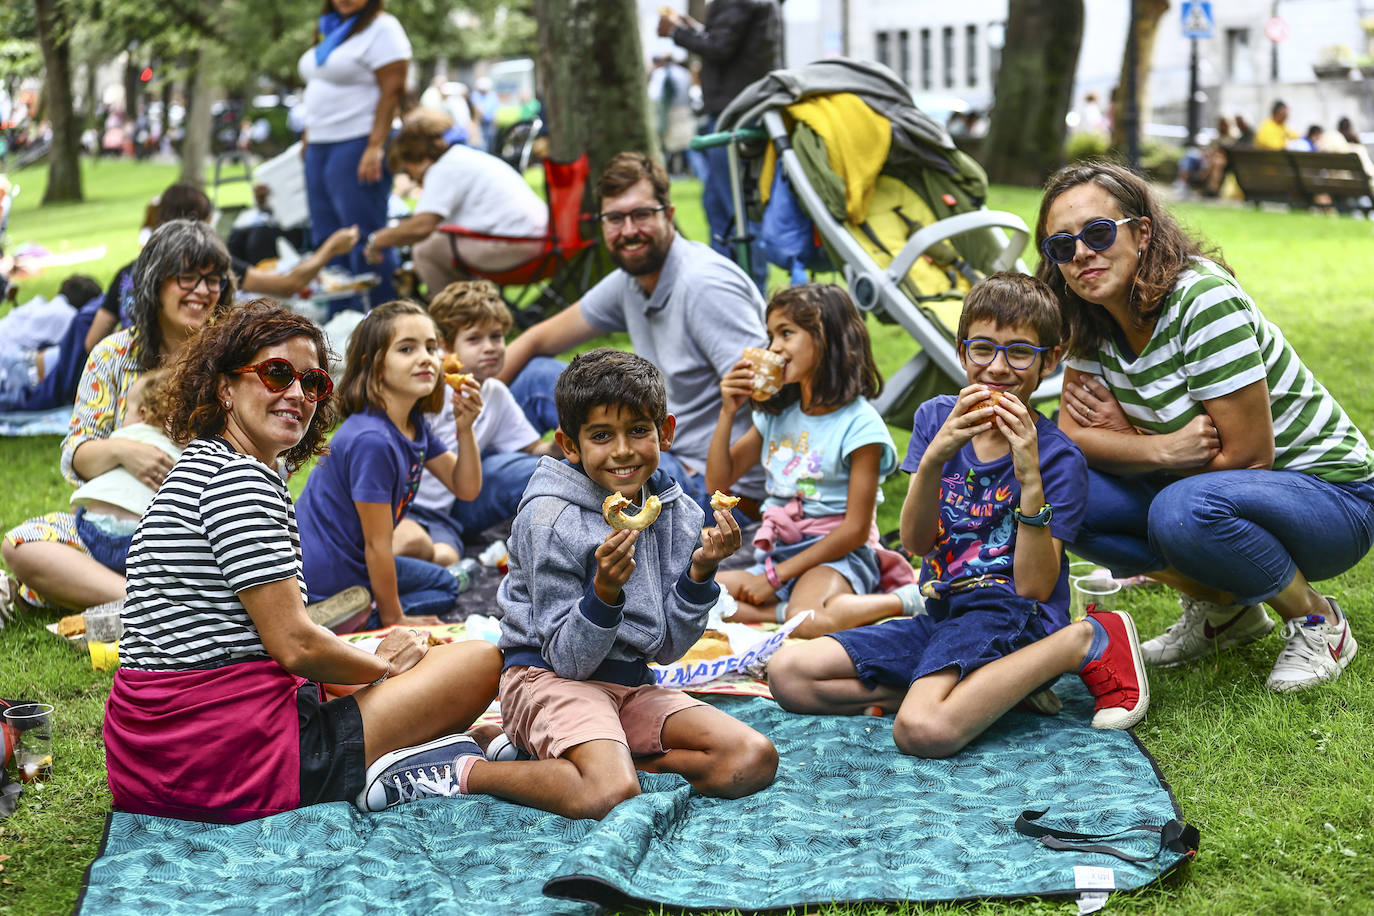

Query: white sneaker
left=1267, top=598, right=1357, bottom=692
left=1139, top=595, right=1275, bottom=667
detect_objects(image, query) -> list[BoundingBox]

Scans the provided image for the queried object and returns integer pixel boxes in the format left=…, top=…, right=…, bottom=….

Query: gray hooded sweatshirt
left=497, top=457, right=720, bottom=686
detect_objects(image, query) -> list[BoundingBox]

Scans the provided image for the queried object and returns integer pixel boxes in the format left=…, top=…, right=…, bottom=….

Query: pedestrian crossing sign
left=1181, top=0, right=1215, bottom=40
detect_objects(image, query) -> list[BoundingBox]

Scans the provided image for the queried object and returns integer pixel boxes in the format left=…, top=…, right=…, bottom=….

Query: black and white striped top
left=120, top=437, right=306, bottom=671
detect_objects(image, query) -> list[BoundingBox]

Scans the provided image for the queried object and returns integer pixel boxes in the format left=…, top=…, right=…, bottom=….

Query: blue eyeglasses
left=1040, top=217, right=1135, bottom=264
left=962, top=338, right=1050, bottom=370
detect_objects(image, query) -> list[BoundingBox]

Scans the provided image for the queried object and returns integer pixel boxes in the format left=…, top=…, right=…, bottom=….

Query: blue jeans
left=452, top=450, right=542, bottom=537
left=700, top=115, right=768, bottom=294
left=509, top=355, right=566, bottom=435
left=1068, top=467, right=1374, bottom=606
left=304, top=135, right=397, bottom=305
left=364, top=555, right=459, bottom=628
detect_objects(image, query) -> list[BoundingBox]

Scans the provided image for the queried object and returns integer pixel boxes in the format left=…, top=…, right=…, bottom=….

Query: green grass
left=3, top=159, right=1374, bottom=915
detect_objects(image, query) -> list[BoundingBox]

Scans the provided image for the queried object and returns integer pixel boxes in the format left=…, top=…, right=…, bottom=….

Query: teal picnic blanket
left=79, top=685, right=1194, bottom=914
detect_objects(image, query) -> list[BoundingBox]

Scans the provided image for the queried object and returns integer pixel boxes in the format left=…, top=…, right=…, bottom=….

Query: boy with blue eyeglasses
left=768, top=272, right=1151, bottom=756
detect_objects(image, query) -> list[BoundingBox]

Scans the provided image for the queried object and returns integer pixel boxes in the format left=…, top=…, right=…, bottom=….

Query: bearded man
left=500, top=152, right=767, bottom=510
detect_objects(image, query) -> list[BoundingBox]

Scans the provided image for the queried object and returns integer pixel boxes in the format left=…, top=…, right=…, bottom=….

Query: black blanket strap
left=1015, top=808, right=1200, bottom=864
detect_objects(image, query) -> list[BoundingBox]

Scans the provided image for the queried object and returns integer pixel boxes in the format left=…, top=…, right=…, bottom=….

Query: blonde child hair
left=427, top=281, right=513, bottom=346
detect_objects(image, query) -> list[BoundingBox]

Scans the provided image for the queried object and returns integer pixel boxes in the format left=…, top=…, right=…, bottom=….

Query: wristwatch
left=1013, top=504, right=1054, bottom=527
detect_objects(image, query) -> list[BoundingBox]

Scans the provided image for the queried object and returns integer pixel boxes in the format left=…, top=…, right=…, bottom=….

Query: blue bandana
left=314, top=11, right=359, bottom=66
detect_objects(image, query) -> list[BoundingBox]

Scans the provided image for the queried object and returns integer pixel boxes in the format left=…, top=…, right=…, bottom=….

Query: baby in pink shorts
left=493, top=349, right=778, bottom=819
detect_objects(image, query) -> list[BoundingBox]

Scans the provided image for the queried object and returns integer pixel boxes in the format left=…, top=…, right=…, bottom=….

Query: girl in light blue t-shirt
left=706, top=284, right=914, bottom=638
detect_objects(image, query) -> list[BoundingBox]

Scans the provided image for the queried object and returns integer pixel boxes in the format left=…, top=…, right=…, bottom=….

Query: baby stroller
left=704, top=58, right=1060, bottom=427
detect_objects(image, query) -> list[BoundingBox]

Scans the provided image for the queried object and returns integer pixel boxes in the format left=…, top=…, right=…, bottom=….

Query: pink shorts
left=499, top=665, right=705, bottom=760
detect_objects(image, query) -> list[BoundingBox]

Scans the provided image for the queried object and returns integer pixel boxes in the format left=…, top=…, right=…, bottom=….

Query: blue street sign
left=1181, top=0, right=1215, bottom=40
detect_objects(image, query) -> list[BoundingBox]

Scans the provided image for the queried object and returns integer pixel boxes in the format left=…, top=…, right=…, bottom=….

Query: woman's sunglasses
left=231, top=358, right=333, bottom=402
left=1040, top=217, right=1135, bottom=264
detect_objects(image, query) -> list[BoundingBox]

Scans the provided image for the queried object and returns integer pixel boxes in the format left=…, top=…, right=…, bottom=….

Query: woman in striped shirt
left=1036, top=162, right=1374, bottom=693
left=104, top=301, right=502, bottom=823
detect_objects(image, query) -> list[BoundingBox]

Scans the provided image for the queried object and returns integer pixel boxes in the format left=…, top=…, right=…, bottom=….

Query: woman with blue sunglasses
left=1035, top=161, right=1374, bottom=693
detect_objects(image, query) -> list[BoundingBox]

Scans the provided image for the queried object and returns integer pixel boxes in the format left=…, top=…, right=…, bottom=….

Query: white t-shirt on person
left=412, top=377, right=542, bottom=513
left=415, top=144, right=548, bottom=238
left=298, top=13, right=411, bottom=144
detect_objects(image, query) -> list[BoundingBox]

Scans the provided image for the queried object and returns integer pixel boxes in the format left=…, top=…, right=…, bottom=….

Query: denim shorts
left=750, top=534, right=880, bottom=601
left=830, top=587, right=1054, bottom=688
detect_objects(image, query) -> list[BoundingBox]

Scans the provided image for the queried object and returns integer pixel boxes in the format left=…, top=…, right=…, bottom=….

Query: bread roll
left=743, top=347, right=785, bottom=401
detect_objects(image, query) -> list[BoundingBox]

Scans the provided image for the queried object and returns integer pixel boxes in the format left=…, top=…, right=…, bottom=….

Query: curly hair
left=754, top=283, right=882, bottom=416
left=126, top=368, right=177, bottom=430
left=336, top=300, right=444, bottom=420
left=427, top=280, right=512, bottom=346
left=1033, top=161, right=1230, bottom=358
left=163, top=300, right=337, bottom=469
left=130, top=220, right=237, bottom=371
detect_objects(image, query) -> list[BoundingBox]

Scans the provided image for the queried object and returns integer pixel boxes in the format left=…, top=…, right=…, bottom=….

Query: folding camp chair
left=437, top=153, right=597, bottom=321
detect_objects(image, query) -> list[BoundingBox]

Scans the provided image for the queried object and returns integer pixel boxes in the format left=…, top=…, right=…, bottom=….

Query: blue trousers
left=364, top=555, right=458, bottom=628
left=1068, top=467, right=1374, bottom=606
left=452, top=450, right=542, bottom=537
left=304, top=135, right=397, bottom=305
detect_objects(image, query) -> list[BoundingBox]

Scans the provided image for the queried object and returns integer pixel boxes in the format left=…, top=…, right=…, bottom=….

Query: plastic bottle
left=447, top=557, right=482, bottom=592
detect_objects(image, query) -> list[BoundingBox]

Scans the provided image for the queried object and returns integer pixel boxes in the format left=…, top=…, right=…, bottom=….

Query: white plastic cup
left=4, top=703, right=54, bottom=783
left=1071, top=576, right=1121, bottom=622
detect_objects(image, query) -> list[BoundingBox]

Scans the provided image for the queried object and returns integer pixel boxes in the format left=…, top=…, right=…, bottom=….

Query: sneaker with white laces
left=1080, top=610, right=1150, bottom=730
left=1266, top=598, right=1357, bottom=692
left=1139, top=595, right=1275, bottom=667
left=356, top=734, right=484, bottom=812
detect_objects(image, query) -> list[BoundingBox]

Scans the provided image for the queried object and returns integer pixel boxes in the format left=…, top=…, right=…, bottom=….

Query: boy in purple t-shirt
left=768, top=273, right=1151, bottom=756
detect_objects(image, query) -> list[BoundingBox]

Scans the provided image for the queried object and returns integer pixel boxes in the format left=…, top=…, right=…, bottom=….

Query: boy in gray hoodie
left=495, top=349, right=778, bottom=818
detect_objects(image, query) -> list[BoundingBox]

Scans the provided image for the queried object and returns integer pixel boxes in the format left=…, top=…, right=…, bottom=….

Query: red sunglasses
left=231, top=358, right=333, bottom=402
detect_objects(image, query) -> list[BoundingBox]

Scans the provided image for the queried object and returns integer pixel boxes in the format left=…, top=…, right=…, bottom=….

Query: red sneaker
left=1080, top=611, right=1151, bottom=730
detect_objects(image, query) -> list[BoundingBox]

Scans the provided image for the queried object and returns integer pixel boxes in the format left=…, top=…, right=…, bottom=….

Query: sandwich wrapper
left=649, top=611, right=811, bottom=688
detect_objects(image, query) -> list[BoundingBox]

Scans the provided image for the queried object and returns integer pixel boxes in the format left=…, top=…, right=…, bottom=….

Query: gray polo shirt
left=580, top=233, right=767, bottom=498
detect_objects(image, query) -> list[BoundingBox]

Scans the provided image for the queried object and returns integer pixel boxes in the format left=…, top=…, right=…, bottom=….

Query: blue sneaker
left=355, top=734, right=483, bottom=812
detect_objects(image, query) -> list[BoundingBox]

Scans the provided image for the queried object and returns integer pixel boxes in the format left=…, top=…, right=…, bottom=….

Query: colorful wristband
left=764, top=557, right=782, bottom=589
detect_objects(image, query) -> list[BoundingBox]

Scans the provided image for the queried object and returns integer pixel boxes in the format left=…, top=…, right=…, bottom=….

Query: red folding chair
left=437, top=153, right=598, bottom=320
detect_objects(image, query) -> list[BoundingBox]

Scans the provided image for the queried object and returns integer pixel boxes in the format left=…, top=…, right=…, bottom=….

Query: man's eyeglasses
left=598, top=205, right=667, bottom=230
left=1040, top=217, right=1135, bottom=264
left=174, top=271, right=227, bottom=292
left=962, top=339, right=1050, bottom=370
left=231, top=358, right=333, bottom=402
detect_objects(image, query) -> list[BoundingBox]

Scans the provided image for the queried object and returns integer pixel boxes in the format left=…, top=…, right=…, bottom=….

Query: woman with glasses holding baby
left=1038, top=161, right=1374, bottom=694
left=2, top=220, right=235, bottom=616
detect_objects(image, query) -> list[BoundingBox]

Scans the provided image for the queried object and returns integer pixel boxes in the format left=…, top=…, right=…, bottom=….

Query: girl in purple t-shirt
left=297, top=301, right=482, bottom=628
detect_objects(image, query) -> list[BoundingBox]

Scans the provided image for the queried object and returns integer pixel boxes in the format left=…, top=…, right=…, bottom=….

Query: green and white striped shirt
left=1066, top=258, right=1373, bottom=483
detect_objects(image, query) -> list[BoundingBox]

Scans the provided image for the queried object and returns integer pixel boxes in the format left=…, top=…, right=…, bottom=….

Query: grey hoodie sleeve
left=652, top=558, right=722, bottom=665
left=520, top=519, right=625, bottom=681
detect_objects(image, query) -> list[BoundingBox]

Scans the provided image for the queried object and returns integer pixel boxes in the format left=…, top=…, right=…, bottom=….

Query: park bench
left=1225, top=148, right=1374, bottom=216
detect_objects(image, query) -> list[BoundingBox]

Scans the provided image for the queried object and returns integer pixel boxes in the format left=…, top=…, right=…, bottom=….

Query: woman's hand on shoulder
left=376, top=625, right=430, bottom=676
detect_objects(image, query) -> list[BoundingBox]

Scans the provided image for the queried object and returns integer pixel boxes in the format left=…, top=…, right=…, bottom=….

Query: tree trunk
left=180, top=56, right=214, bottom=188
left=1110, top=0, right=1170, bottom=153
left=34, top=0, right=83, bottom=203
left=981, top=0, right=1084, bottom=188
left=532, top=0, right=656, bottom=179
